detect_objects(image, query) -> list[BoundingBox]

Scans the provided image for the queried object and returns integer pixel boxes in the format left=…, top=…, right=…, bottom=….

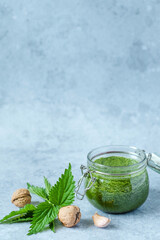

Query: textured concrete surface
left=0, top=0, right=160, bottom=239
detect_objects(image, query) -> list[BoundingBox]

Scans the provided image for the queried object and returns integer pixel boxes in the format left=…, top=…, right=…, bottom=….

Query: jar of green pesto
left=76, top=146, right=160, bottom=214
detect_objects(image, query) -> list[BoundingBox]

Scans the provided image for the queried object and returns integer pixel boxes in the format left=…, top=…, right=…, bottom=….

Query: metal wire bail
left=75, top=165, right=96, bottom=200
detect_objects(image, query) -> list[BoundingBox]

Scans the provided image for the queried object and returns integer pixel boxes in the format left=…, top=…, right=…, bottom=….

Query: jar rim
left=87, top=145, right=147, bottom=175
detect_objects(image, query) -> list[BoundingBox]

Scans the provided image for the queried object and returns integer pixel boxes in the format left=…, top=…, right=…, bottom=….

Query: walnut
left=11, top=188, right=31, bottom=208
left=58, top=205, right=81, bottom=228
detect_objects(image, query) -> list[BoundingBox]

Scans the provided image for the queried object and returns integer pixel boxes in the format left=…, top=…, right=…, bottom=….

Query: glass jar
left=75, top=145, right=160, bottom=214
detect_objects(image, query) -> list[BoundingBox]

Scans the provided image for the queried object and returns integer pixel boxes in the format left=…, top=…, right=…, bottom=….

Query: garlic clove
left=92, top=213, right=111, bottom=228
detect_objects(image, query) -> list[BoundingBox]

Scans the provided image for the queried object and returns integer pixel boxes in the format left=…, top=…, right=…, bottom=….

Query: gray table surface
left=0, top=0, right=160, bottom=239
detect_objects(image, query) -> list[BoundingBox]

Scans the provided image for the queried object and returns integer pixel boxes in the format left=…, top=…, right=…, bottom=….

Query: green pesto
left=85, top=156, right=149, bottom=213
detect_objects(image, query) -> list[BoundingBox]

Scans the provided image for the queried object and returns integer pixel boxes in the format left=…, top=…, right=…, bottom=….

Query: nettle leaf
left=0, top=204, right=36, bottom=224
left=49, top=163, right=75, bottom=207
left=44, top=177, right=52, bottom=196
left=49, top=221, right=55, bottom=233
left=3, top=216, right=33, bottom=224
left=28, top=202, right=59, bottom=235
left=1, top=210, right=34, bottom=224
left=27, top=183, right=48, bottom=200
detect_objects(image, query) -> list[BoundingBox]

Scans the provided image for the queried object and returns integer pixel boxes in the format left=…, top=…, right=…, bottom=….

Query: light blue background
left=0, top=1, right=160, bottom=239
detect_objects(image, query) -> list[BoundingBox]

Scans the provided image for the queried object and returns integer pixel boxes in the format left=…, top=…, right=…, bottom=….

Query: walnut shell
left=58, top=205, right=81, bottom=228
left=11, top=188, right=31, bottom=208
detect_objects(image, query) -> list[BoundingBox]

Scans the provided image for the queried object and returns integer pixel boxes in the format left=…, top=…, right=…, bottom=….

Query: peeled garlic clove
left=92, top=213, right=111, bottom=228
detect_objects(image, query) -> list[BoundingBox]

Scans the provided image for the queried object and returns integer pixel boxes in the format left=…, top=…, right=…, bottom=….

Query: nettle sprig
left=0, top=163, right=75, bottom=235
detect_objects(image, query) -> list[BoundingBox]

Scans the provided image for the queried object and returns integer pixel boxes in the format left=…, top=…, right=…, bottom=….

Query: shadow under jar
left=76, top=146, right=160, bottom=214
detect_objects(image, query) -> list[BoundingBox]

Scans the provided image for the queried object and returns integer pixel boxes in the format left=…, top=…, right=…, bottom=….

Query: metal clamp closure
left=75, top=165, right=96, bottom=200
left=147, top=152, right=160, bottom=173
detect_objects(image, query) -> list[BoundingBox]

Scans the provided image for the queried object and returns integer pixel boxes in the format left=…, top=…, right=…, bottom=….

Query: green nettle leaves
left=49, top=221, right=55, bottom=233
left=0, top=164, right=75, bottom=235
left=44, top=177, right=52, bottom=196
left=27, top=183, right=48, bottom=200
left=28, top=202, right=59, bottom=235
left=0, top=204, right=36, bottom=224
left=49, top=163, right=75, bottom=207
